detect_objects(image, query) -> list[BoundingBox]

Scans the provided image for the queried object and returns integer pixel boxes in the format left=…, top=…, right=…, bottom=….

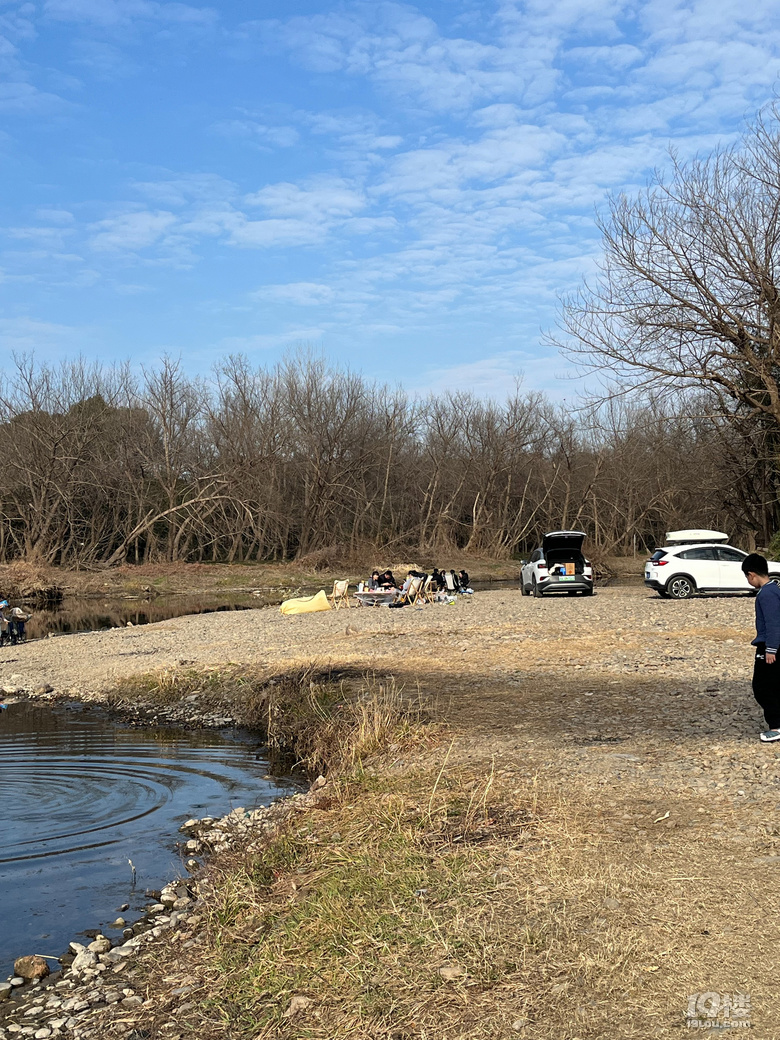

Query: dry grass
left=264, top=669, right=434, bottom=774
left=108, top=664, right=436, bottom=775
left=107, top=664, right=269, bottom=711
left=0, top=560, right=63, bottom=604
left=126, top=763, right=706, bottom=1040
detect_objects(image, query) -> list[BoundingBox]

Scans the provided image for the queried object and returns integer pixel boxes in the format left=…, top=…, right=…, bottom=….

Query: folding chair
left=409, top=576, right=425, bottom=605
left=422, top=575, right=437, bottom=603
left=444, top=571, right=457, bottom=594
left=329, top=579, right=350, bottom=609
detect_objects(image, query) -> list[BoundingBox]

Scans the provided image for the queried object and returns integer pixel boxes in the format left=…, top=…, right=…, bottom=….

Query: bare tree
left=553, top=106, right=780, bottom=434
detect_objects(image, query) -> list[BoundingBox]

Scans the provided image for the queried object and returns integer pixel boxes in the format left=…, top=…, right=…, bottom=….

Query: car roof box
left=665, top=529, right=728, bottom=545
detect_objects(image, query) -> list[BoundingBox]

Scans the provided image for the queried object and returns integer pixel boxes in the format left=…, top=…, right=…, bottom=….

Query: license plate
left=559, top=576, right=575, bottom=582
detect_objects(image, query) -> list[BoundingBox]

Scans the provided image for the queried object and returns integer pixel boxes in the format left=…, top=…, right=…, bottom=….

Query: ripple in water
left=0, top=700, right=298, bottom=978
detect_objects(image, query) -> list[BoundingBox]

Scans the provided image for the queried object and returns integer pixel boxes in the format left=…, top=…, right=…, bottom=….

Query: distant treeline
left=0, top=353, right=774, bottom=566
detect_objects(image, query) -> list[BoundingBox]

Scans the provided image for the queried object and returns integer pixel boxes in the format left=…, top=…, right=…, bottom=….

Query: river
left=0, top=699, right=298, bottom=979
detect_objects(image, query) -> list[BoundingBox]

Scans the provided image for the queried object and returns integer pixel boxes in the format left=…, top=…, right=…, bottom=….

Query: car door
left=677, top=547, right=720, bottom=589
left=715, top=546, right=749, bottom=590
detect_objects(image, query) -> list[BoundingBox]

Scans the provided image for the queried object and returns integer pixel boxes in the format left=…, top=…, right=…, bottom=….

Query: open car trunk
left=542, top=531, right=587, bottom=578
left=545, top=550, right=586, bottom=574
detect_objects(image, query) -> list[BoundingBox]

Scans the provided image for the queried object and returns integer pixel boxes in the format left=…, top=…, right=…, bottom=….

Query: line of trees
left=0, top=352, right=771, bottom=567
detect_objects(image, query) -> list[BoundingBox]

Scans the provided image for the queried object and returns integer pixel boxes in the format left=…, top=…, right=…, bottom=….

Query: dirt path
left=5, top=587, right=780, bottom=1036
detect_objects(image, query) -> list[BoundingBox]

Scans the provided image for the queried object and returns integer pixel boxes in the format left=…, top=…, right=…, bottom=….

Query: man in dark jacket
left=742, top=553, right=780, bottom=742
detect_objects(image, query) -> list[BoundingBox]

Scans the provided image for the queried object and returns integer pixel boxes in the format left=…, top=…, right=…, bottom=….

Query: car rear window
left=649, top=550, right=667, bottom=561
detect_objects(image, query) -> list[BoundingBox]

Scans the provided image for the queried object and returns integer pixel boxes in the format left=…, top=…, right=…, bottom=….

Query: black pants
left=753, top=643, right=780, bottom=728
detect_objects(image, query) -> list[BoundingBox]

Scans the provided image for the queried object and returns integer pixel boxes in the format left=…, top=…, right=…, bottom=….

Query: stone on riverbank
left=13, top=955, right=49, bottom=981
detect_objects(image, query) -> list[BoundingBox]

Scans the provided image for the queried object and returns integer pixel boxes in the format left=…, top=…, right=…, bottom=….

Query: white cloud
left=226, top=217, right=327, bottom=249
left=0, top=316, right=96, bottom=352
left=218, top=326, right=326, bottom=352
left=6, top=0, right=780, bottom=392
left=43, top=0, right=216, bottom=29
left=211, top=118, right=300, bottom=149
left=414, top=351, right=583, bottom=400
left=89, top=210, right=177, bottom=251
left=132, top=173, right=236, bottom=207
left=244, top=178, right=366, bottom=220
left=0, top=80, right=68, bottom=113
left=35, top=208, right=75, bottom=224
left=253, top=282, right=335, bottom=305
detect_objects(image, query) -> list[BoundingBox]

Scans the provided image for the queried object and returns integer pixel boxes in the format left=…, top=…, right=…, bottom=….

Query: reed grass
left=108, top=664, right=434, bottom=775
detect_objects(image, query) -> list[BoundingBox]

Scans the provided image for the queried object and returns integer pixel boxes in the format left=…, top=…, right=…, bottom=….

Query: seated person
left=432, top=567, right=446, bottom=591
left=458, top=569, right=470, bottom=588
left=380, top=570, right=399, bottom=589
left=397, top=571, right=424, bottom=604
left=368, top=570, right=381, bottom=590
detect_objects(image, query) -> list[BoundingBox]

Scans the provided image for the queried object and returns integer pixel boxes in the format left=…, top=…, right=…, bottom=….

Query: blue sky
left=1, top=0, right=779, bottom=398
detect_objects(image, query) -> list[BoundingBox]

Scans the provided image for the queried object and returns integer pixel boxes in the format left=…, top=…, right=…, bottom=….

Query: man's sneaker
left=760, top=729, right=780, bottom=742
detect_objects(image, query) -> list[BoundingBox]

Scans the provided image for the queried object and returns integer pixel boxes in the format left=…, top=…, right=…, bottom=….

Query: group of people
left=0, top=600, right=30, bottom=646
left=366, top=568, right=472, bottom=596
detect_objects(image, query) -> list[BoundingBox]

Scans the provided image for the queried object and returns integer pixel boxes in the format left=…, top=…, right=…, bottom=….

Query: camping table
left=354, top=589, right=399, bottom=607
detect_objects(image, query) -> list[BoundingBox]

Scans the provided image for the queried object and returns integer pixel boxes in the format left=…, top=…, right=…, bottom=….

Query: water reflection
left=0, top=700, right=297, bottom=978
left=23, top=593, right=271, bottom=641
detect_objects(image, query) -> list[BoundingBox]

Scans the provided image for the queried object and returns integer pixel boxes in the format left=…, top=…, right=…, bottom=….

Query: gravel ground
left=0, top=585, right=756, bottom=700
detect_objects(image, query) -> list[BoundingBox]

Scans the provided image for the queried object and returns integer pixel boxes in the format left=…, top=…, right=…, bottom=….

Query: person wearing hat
left=9, top=605, right=30, bottom=643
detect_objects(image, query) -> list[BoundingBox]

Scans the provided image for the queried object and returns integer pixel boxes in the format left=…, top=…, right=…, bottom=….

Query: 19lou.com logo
left=686, top=993, right=751, bottom=1029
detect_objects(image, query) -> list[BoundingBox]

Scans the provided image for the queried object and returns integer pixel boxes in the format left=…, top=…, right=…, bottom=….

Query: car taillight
left=655, top=560, right=668, bottom=566
left=537, top=565, right=547, bottom=571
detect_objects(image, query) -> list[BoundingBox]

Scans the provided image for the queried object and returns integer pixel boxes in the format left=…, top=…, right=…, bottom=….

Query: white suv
left=521, top=531, right=594, bottom=597
left=644, top=529, right=780, bottom=599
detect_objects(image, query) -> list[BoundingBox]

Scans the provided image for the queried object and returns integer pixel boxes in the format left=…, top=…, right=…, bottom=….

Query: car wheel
left=520, top=580, right=528, bottom=596
left=582, top=588, right=594, bottom=596
left=668, top=576, right=694, bottom=600
left=532, top=579, right=542, bottom=598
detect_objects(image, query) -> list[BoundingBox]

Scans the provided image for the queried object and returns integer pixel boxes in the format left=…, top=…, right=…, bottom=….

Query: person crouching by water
left=9, top=606, right=30, bottom=643
left=742, top=553, right=780, bottom=742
